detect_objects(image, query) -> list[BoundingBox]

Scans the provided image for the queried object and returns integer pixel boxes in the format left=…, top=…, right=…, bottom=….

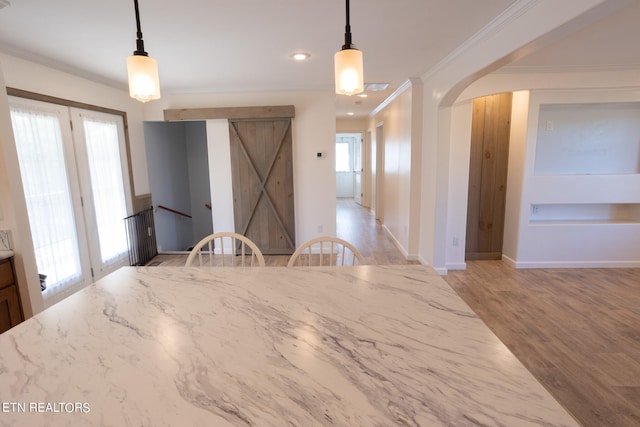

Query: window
left=10, top=102, right=83, bottom=290
left=9, top=96, right=132, bottom=306
left=78, top=112, right=130, bottom=265
left=336, top=140, right=352, bottom=172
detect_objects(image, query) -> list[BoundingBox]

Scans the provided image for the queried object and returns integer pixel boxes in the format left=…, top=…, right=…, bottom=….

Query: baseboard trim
left=501, top=256, right=640, bottom=269
left=381, top=225, right=414, bottom=260
left=445, top=262, right=467, bottom=271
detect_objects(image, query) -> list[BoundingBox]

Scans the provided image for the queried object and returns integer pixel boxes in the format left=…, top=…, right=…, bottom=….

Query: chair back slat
left=185, top=232, right=266, bottom=268
left=287, top=236, right=365, bottom=267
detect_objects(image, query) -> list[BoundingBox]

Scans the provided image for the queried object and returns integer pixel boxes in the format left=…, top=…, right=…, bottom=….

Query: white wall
left=447, top=78, right=640, bottom=270
left=502, top=90, right=530, bottom=264
left=207, top=120, right=235, bottom=235
left=336, top=118, right=368, bottom=134
left=444, top=101, right=472, bottom=270
left=515, top=89, right=640, bottom=267
left=368, top=80, right=422, bottom=260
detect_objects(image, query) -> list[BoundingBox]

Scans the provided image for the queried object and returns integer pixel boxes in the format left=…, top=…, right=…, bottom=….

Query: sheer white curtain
left=81, top=115, right=129, bottom=265
left=9, top=103, right=83, bottom=294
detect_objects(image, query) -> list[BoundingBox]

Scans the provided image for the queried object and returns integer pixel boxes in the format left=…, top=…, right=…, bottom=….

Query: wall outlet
left=545, top=120, right=554, bottom=131
left=317, top=224, right=323, bottom=233
left=0, top=230, right=11, bottom=250
left=452, top=237, right=459, bottom=247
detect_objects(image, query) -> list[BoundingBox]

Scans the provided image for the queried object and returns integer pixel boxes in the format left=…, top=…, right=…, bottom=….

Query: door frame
left=374, top=123, right=385, bottom=222
left=335, top=132, right=362, bottom=201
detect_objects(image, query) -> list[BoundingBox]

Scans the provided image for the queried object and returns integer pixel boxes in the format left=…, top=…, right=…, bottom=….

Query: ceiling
left=0, top=1, right=638, bottom=118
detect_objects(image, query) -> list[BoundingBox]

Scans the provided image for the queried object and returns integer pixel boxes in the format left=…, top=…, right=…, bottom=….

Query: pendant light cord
left=133, top=0, right=148, bottom=56
left=343, top=0, right=354, bottom=49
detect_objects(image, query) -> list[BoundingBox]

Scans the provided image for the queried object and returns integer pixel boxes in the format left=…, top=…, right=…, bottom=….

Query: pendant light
left=126, top=0, right=160, bottom=102
left=334, top=0, right=364, bottom=96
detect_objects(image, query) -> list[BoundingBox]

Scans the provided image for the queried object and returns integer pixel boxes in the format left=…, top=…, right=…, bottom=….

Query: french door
left=336, top=133, right=362, bottom=199
left=9, top=97, right=132, bottom=305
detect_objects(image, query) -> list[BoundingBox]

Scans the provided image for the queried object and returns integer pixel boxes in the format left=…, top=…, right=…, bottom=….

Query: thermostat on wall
left=316, top=152, right=325, bottom=159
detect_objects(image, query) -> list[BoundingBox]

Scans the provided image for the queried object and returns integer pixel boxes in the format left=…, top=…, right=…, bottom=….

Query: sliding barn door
left=229, top=119, right=295, bottom=255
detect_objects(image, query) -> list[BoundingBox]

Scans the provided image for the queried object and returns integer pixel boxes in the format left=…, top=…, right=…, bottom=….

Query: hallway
left=336, top=198, right=415, bottom=265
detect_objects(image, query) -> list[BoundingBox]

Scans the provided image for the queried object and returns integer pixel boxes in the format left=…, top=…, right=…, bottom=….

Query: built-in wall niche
left=534, top=102, right=640, bottom=175
left=529, top=203, right=640, bottom=224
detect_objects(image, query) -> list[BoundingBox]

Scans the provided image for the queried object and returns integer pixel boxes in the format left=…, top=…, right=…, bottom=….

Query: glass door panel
left=72, top=109, right=132, bottom=280
left=9, top=98, right=91, bottom=303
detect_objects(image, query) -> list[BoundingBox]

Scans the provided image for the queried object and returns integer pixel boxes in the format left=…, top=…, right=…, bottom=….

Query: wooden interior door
left=229, top=119, right=295, bottom=255
left=465, top=92, right=512, bottom=260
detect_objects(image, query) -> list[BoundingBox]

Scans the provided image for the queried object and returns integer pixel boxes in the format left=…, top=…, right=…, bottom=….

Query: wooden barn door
left=465, top=92, right=512, bottom=260
left=229, top=119, right=295, bottom=255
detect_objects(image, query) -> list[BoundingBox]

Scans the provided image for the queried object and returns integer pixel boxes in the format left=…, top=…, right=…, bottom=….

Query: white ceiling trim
left=370, top=78, right=422, bottom=118
left=420, top=0, right=539, bottom=81
left=496, top=63, right=640, bottom=74
left=0, top=42, right=126, bottom=90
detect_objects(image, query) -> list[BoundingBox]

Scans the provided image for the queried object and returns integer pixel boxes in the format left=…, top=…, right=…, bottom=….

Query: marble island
left=0, top=265, right=579, bottom=426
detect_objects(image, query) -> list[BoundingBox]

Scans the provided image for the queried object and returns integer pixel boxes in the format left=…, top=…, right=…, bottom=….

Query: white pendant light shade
left=335, top=0, right=364, bottom=96
left=334, top=48, right=363, bottom=96
left=127, top=0, right=160, bottom=103
left=127, top=54, right=160, bottom=102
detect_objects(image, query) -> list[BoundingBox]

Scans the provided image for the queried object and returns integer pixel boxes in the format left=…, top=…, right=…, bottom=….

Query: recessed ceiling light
left=357, top=93, right=368, bottom=98
left=347, top=112, right=355, bottom=116
left=291, top=52, right=310, bottom=61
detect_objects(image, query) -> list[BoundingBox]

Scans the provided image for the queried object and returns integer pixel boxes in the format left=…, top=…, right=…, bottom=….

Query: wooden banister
left=157, top=205, right=192, bottom=219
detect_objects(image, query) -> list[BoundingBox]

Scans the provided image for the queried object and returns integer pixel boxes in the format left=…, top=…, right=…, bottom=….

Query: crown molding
left=370, top=78, right=422, bottom=117
left=421, top=0, right=539, bottom=82
left=0, top=42, right=126, bottom=90
left=495, top=63, right=640, bottom=74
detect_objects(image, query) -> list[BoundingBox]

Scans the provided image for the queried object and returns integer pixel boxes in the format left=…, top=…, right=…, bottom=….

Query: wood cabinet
left=0, top=257, right=24, bottom=334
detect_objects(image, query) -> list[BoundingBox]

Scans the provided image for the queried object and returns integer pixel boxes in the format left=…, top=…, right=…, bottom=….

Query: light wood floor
left=444, top=261, right=640, bottom=427
left=150, top=199, right=640, bottom=426
left=150, top=198, right=417, bottom=267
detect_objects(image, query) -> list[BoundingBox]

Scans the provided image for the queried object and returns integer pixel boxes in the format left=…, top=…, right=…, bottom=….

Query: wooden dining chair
left=185, top=232, right=266, bottom=267
left=287, top=236, right=365, bottom=267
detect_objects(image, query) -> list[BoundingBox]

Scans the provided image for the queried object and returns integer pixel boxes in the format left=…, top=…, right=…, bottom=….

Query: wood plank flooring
left=150, top=198, right=416, bottom=267
left=150, top=199, right=640, bottom=426
left=444, top=261, right=640, bottom=427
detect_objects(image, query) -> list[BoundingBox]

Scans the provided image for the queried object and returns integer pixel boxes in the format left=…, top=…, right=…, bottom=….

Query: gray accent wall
left=144, top=121, right=212, bottom=252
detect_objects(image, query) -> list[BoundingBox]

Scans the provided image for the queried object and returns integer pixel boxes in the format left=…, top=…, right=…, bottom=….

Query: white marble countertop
left=0, top=265, right=578, bottom=426
left=0, top=250, right=14, bottom=260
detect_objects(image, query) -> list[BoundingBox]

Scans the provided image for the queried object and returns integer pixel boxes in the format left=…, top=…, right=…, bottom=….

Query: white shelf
left=529, top=203, right=640, bottom=224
